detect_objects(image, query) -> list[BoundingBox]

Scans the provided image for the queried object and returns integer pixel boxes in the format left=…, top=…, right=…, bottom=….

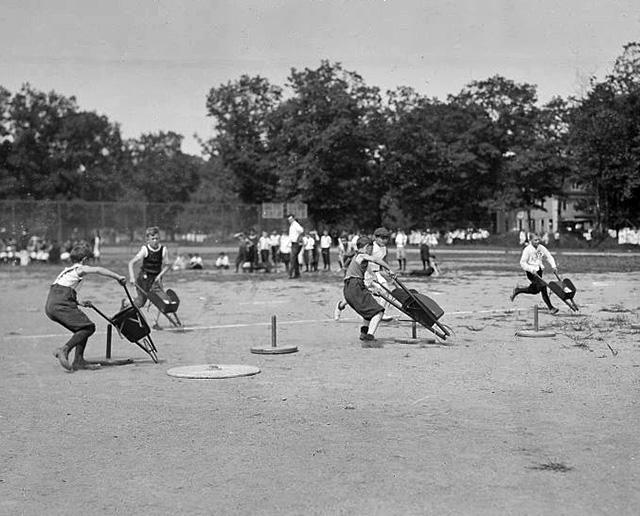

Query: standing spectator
left=320, top=229, right=333, bottom=271
left=510, top=232, right=559, bottom=314
left=258, top=230, right=271, bottom=265
left=278, top=229, right=292, bottom=274
left=234, top=232, right=248, bottom=272
left=48, top=240, right=62, bottom=264
left=246, top=228, right=259, bottom=271
left=286, top=214, right=304, bottom=279
left=395, top=228, right=408, bottom=271
left=310, top=230, right=320, bottom=272
left=92, top=230, right=101, bottom=263
left=419, top=235, right=431, bottom=271
left=302, top=232, right=315, bottom=272
left=269, top=230, right=280, bottom=268
left=519, top=229, right=527, bottom=246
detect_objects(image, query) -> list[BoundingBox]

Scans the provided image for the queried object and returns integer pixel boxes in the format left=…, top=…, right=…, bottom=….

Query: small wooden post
left=271, top=315, right=277, bottom=348
left=106, top=325, right=113, bottom=359
left=412, top=320, right=417, bottom=339
left=533, top=305, right=539, bottom=332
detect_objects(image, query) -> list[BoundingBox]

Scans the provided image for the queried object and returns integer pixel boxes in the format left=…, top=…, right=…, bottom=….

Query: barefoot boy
left=343, top=236, right=395, bottom=345
left=45, top=243, right=126, bottom=371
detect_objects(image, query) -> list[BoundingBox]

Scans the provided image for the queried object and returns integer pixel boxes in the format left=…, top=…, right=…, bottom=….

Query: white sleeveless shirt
left=53, top=263, right=84, bottom=290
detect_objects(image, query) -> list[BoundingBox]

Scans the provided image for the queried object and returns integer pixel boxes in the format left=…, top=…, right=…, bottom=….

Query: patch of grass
left=529, top=461, right=574, bottom=473
left=600, top=305, right=631, bottom=313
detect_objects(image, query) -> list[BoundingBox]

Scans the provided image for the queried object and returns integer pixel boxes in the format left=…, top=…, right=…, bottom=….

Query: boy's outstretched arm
left=79, top=265, right=126, bottom=284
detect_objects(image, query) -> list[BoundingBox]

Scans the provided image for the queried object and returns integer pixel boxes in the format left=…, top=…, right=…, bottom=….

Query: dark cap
left=374, top=227, right=390, bottom=237
left=356, top=236, right=372, bottom=248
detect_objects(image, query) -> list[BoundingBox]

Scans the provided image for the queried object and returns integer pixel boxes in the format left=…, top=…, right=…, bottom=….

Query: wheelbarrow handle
left=122, top=283, right=137, bottom=307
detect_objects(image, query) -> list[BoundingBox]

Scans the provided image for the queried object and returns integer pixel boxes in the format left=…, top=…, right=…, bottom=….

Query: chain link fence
left=0, top=200, right=275, bottom=246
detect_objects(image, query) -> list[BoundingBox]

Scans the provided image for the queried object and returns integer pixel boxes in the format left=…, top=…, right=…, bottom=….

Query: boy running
left=343, top=236, right=395, bottom=346
left=510, top=232, right=559, bottom=314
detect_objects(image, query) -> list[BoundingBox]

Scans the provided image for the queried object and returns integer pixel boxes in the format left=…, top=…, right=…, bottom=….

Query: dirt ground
left=1, top=249, right=640, bottom=516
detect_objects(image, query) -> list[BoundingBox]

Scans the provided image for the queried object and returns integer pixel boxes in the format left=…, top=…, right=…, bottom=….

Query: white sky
left=2, top=0, right=639, bottom=156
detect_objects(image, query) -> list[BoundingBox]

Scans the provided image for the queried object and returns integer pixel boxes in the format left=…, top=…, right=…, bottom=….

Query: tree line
left=2, top=42, right=640, bottom=232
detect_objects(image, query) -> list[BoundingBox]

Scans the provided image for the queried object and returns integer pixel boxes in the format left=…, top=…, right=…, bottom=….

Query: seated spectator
left=189, top=253, right=204, bottom=270
left=215, top=252, right=230, bottom=270
left=172, top=253, right=189, bottom=271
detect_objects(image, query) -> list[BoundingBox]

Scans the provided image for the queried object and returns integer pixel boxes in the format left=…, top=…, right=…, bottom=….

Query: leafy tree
left=204, top=75, right=282, bottom=203
left=124, top=131, right=202, bottom=203
left=452, top=76, right=564, bottom=225
left=269, top=61, right=384, bottom=228
left=568, top=79, right=640, bottom=229
left=382, top=88, right=500, bottom=229
left=0, top=84, right=125, bottom=200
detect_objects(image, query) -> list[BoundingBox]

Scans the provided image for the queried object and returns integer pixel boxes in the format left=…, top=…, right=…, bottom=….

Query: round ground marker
left=515, top=330, right=557, bottom=338
left=250, top=345, right=298, bottom=355
left=166, top=364, right=260, bottom=379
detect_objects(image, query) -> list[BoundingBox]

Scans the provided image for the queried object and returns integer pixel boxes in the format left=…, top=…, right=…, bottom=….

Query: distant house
left=494, top=182, right=596, bottom=236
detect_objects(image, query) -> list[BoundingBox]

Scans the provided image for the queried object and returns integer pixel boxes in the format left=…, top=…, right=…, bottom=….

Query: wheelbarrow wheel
left=136, top=337, right=159, bottom=363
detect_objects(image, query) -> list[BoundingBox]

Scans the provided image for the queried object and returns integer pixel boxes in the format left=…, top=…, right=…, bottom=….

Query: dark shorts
left=344, top=277, right=384, bottom=320
left=135, top=271, right=160, bottom=306
left=45, top=284, right=94, bottom=332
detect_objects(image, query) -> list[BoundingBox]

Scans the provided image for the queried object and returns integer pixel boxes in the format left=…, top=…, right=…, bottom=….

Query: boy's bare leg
left=54, top=346, right=72, bottom=371
left=72, top=343, right=101, bottom=370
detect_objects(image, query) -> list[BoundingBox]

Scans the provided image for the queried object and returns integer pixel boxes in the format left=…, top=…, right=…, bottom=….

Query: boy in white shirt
left=510, top=232, right=559, bottom=314
left=45, top=244, right=126, bottom=371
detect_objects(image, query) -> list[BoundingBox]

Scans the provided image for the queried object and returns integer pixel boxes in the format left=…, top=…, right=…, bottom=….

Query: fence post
left=142, top=203, right=147, bottom=232
left=57, top=202, right=63, bottom=243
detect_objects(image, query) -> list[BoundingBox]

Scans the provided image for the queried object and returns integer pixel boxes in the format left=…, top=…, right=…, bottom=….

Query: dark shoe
left=361, top=334, right=383, bottom=348
left=549, top=307, right=559, bottom=315
left=510, top=288, right=518, bottom=302
left=359, top=326, right=369, bottom=339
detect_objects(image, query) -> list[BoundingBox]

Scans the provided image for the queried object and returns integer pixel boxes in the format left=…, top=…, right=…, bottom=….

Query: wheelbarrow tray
left=548, top=279, right=577, bottom=301
left=389, top=287, right=444, bottom=328
left=86, top=284, right=159, bottom=363
left=146, top=288, right=180, bottom=314
left=111, top=306, right=152, bottom=343
left=375, top=275, right=451, bottom=340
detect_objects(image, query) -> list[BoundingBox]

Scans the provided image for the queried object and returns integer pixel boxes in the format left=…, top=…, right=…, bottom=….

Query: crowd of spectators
left=0, top=229, right=100, bottom=267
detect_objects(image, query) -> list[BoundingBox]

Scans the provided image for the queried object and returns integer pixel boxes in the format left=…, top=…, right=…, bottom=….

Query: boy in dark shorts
left=343, top=236, right=395, bottom=346
left=510, top=232, right=559, bottom=314
left=128, top=226, right=170, bottom=309
left=45, top=243, right=126, bottom=371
